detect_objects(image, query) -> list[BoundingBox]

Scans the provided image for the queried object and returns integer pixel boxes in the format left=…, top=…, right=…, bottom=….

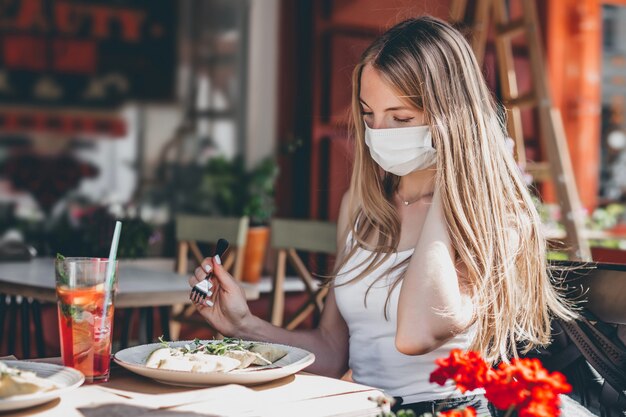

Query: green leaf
left=60, top=303, right=82, bottom=321
left=158, top=335, right=170, bottom=349
left=56, top=253, right=70, bottom=286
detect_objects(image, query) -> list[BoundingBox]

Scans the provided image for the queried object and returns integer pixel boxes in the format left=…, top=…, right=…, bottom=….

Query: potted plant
left=151, top=153, right=279, bottom=280
left=241, top=156, right=279, bottom=283
left=190, top=155, right=279, bottom=282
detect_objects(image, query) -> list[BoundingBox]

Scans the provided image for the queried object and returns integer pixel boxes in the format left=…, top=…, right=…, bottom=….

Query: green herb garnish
left=202, top=338, right=252, bottom=355
left=158, top=335, right=170, bottom=348
left=156, top=337, right=253, bottom=356
left=60, top=303, right=83, bottom=321
left=56, top=253, right=70, bottom=286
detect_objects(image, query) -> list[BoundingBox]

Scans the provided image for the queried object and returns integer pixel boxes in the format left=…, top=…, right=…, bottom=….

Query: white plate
left=113, top=340, right=315, bottom=387
left=0, top=360, right=84, bottom=412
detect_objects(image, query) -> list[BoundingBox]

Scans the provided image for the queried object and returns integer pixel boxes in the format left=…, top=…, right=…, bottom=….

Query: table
left=0, top=258, right=260, bottom=308
left=0, top=258, right=261, bottom=358
left=8, top=358, right=384, bottom=417
left=4, top=358, right=597, bottom=417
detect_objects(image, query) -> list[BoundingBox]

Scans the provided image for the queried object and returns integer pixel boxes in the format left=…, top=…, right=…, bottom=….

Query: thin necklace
left=397, top=190, right=434, bottom=206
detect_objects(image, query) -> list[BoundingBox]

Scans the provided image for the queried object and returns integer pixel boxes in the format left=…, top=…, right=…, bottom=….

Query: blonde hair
left=336, top=16, right=576, bottom=363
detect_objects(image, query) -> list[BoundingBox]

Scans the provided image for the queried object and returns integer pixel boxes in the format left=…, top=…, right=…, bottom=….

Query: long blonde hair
left=336, top=16, right=576, bottom=363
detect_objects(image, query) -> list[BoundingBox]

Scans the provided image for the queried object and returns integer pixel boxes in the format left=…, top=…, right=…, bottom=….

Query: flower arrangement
left=376, top=349, right=572, bottom=417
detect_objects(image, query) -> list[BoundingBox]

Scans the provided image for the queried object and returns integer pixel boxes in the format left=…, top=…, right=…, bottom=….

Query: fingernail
left=204, top=264, right=212, bottom=273
left=214, top=255, right=221, bottom=265
left=207, top=280, right=213, bottom=289
left=205, top=299, right=214, bottom=307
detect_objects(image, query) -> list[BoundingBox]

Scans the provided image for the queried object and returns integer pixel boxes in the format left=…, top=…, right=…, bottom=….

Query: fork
left=190, top=238, right=229, bottom=304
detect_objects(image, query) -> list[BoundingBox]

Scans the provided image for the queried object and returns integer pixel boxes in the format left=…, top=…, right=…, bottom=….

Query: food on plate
left=0, top=362, right=57, bottom=398
left=145, top=350, right=241, bottom=373
left=249, top=344, right=290, bottom=364
left=145, top=338, right=288, bottom=372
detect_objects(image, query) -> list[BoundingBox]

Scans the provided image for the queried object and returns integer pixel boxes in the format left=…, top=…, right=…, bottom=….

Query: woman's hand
left=188, top=256, right=253, bottom=337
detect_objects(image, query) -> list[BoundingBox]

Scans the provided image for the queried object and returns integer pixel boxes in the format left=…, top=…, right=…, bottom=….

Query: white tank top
left=334, top=236, right=474, bottom=403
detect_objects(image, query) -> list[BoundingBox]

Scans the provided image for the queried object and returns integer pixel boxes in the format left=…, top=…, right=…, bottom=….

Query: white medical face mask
left=364, top=123, right=437, bottom=176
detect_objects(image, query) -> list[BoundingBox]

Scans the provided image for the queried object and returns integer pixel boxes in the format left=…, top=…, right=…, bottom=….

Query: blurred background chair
left=169, top=215, right=250, bottom=339
left=0, top=295, right=45, bottom=359
left=175, top=215, right=249, bottom=278
left=269, top=219, right=336, bottom=330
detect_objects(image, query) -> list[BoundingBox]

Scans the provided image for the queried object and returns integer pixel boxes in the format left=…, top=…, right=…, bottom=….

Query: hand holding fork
left=190, top=238, right=229, bottom=305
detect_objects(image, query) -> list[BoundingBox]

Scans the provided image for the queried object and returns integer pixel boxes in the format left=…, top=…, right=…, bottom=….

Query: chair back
left=530, top=261, right=626, bottom=414
left=554, top=260, right=626, bottom=324
left=176, top=214, right=249, bottom=246
left=270, top=219, right=337, bottom=254
left=175, top=215, right=249, bottom=279
left=269, top=218, right=337, bottom=329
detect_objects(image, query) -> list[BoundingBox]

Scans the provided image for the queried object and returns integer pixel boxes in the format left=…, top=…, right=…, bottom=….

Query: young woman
left=187, top=16, right=576, bottom=414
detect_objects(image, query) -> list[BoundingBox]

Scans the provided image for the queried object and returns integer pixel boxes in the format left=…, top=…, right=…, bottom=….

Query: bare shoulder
left=336, top=191, right=357, bottom=255
left=338, top=191, right=359, bottom=233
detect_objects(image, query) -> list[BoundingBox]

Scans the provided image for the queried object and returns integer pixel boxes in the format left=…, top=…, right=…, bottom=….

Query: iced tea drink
left=55, top=257, right=117, bottom=383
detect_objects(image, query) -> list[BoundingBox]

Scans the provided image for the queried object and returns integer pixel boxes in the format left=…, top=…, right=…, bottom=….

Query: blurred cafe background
left=1, top=0, right=626, bottom=357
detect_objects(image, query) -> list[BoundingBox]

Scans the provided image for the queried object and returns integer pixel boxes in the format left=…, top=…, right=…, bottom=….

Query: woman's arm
left=396, top=189, right=474, bottom=355
left=189, top=193, right=353, bottom=378
left=235, top=290, right=349, bottom=378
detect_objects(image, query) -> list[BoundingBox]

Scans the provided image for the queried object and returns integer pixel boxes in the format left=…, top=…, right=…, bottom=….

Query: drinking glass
left=55, top=257, right=117, bottom=383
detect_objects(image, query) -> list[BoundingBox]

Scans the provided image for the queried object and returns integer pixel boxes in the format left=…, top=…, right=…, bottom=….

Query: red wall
left=546, top=0, right=602, bottom=210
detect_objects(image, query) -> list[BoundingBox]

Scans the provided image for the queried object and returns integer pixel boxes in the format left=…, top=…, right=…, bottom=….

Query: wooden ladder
left=450, top=0, right=591, bottom=261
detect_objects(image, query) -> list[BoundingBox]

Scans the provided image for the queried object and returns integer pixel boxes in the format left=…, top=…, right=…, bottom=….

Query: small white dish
left=0, top=360, right=84, bottom=412
left=114, top=340, right=315, bottom=387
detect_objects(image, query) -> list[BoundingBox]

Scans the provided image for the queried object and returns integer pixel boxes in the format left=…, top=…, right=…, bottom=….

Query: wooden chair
left=269, top=219, right=337, bottom=330
left=175, top=215, right=249, bottom=278
left=170, top=215, right=249, bottom=339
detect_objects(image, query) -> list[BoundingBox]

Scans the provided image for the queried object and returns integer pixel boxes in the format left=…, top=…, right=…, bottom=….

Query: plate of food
left=0, top=360, right=84, bottom=412
left=113, top=338, right=315, bottom=386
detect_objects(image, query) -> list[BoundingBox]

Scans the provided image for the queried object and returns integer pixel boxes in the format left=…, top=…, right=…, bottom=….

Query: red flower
left=429, top=349, right=494, bottom=393
left=438, top=406, right=477, bottom=417
left=484, top=358, right=572, bottom=416
left=430, top=352, right=572, bottom=417
left=517, top=388, right=561, bottom=417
